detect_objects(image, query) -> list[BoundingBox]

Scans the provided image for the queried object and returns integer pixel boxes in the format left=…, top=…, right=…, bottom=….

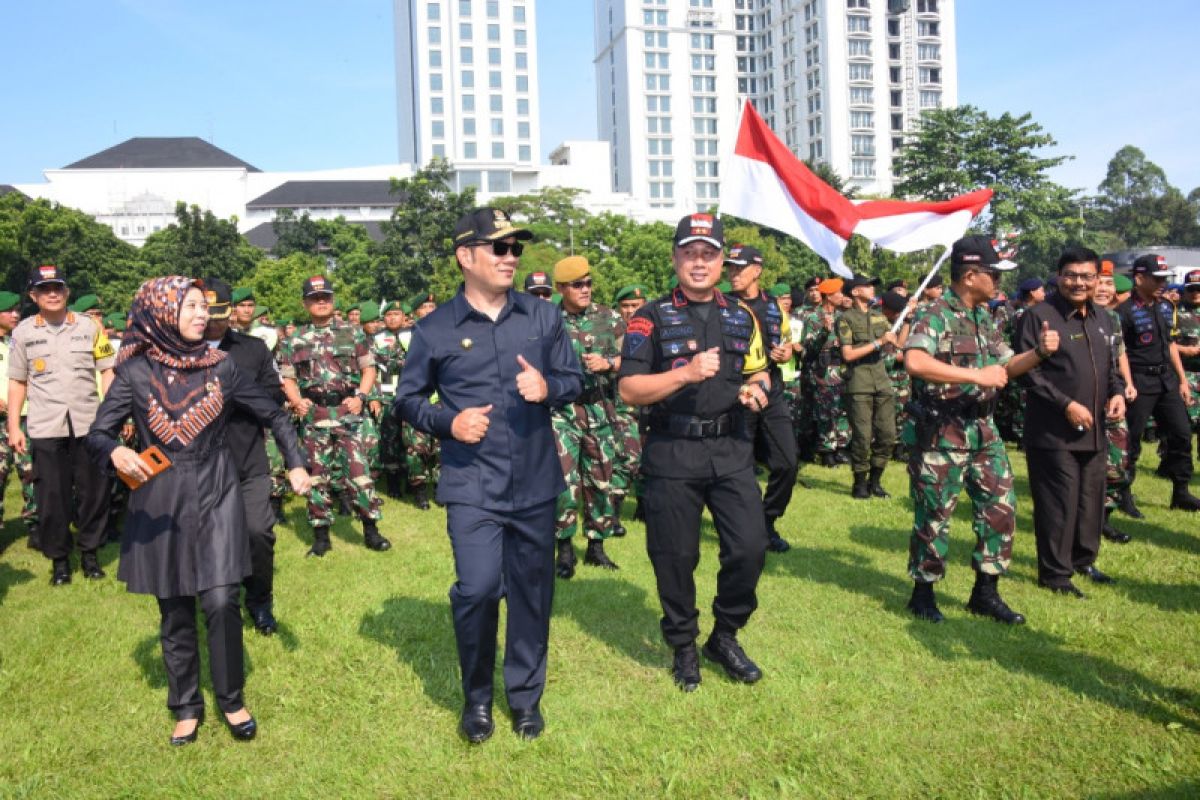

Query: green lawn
left=0, top=449, right=1197, bottom=799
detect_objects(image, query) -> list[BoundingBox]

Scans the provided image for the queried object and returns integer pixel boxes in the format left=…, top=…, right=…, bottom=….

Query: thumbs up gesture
left=515, top=354, right=548, bottom=403
left=1039, top=320, right=1059, bottom=356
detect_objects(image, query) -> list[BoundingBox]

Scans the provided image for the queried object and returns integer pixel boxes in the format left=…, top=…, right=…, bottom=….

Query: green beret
left=70, top=294, right=99, bottom=313
left=1113, top=274, right=1133, bottom=293
left=253, top=307, right=271, bottom=320
left=717, top=280, right=733, bottom=294
left=108, top=312, right=127, bottom=332
left=231, top=287, right=254, bottom=304
left=0, top=291, right=20, bottom=312
left=770, top=282, right=792, bottom=297
left=613, top=284, right=650, bottom=303
left=334, top=299, right=346, bottom=311
left=359, top=303, right=380, bottom=323
left=401, top=302, right=414, bottom=314
left=383, top=300, right=405, bottom=313
left=409, top=292, right=436, bottom=309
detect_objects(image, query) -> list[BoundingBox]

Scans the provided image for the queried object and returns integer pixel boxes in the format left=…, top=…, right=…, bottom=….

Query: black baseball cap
left=28, top=264, right=66, bottom=288
left=950, top=235, right=1012, bottom=270
left=925, top=273, right=944, bottom=289
left=885, top=279, right=907, bottom=291
left=201, top=277, right=233, bottom=320
left=725, top=244, right=764, bottom=267
left=1184, top=270, right=1200, bottom=289
left=881, top=290, right=908, bottom=313
left=524, top=271, right=552, bottom=293
left=1131, top=253, right=1172, bottom=277
left=803, top=276, right=821, bottom=291
left=302, top=275, right=334, bottom=297
left=453, top=207, right=533, bottom=246
left=843, top=274, right=882, bottom=293
left=673, top=213, right=723, bottom=249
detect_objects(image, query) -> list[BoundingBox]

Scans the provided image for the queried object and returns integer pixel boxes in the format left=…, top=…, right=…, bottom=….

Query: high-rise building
left=595, top=0, right=957, bottom=215
left=394, top=0, right=542, bottom=194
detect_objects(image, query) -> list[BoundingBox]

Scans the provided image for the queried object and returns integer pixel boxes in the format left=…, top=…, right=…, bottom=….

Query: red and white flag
left=720, top=102, right=993, bottom=272
left=721, top=102, right=860, bottom=276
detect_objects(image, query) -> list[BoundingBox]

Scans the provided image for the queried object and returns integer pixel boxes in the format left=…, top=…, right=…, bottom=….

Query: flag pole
left=890, top=245, right=951, bottom=333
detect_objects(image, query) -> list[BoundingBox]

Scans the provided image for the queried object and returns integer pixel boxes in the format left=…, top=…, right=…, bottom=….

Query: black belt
left=648, top=412, right=732, bottom=438
left=302, top=390, right=352, bottom=406
left=926, top=398, right=997, bottom=421
left=1131, top=364, right=1164, bottom=375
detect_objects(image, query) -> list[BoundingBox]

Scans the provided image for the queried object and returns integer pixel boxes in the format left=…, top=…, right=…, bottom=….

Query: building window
left=519, top=145, right=531, bottom=161
left=517, top=98, right=529, bottom=115
left=518, top=121, right=530, bottom=139
left=462, top=70, right=475, bottom=87
left=848, top=38, right=871, bottom=57
left=890, top=90, right=902, bottom=107
left=694, top=139, right=717, bottom=156
left=918, top=20, right=940, bottom=37
left=889, top=66, right=901, bottom=83
left=693, top=118, right=717, bottom=135
left=427, top=3, right=440, bottom=21
left=459, top=0, right=471, bottom=15
left=846, top=15, right=870, bottom=33
left=463, top=118, right=476, bottom=135
left=851, top=159, right=876, bottom=178
left=808, top=140, right=823, bottom=160
left=464, top=142, right=477, bottom=158
left=490, top=118, right=503, bottom=135
left=889, top=43, right=900, bottom=60
left=488, top=47, right=501, bottom=65
left=694, top=161, right=718, bottom=178
left=486, top=0, right=498, bottom=18
left=429, top=49, right=442, bottom=67
left=492, top=142, right=504, bottom=158
left=850, top=86, right=873, bottom=105
left=489, top=71, right=501, bottom=88
left=847, top=0, right=869, bottom=8
left=462, top=94, right=475, bottom=112
left=918, top=43, right=941, bottom=61
left=514, top=29, right=526, bottom=46
left=488, top=23, right=500, bottom=41
left=849, top=110, right=874, bottom=129
left=460, top=170, right=482, bottom=190
left=460, top=22, right=472, bottom=39
left=515, top=52, right=527, bottom=70
left=514, top=5, right=526, bottom=23
left=891, top=113, right=903, bottom=130
left=919, top=90, right=942, bottom=108
left=848, top=63, right=872, bottom=81
left=516, top=75, right=528, bottom=92
left=428, top=26, right=442, bottom=45
left=888, top=18, right=900, bottom=37
left=490, top=94, right=503, bottom=112
left=433, top=144, right=446, bottom=158
left=488, top=170, right=511, bottom=192
left=691, top=54, right=716, bottom=71
left=919, top=67, right=941, bottom=85
left=431, top=97, right=444, bottom=114
left=460, top=46, right=473, bottom=64
left=918, top=0, right=938, bottom=12
left=430, top=73, right=443, bottom=91
left=851, top=134, right=875, bottom=156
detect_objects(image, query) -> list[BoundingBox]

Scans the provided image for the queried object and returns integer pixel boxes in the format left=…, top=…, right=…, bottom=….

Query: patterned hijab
left=118, top=276, right=227, bottom=447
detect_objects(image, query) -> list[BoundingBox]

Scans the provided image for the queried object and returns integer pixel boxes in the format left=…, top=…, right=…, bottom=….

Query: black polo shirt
left=1117, top=294, right=1179, bottom=394
left=217, top=329, right=286, bottom=480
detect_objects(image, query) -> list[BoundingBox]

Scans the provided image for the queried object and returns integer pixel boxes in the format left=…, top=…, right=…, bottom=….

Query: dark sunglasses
left=529, top=288, right=552, bottom=298
left=566, top=279, right=593, bottom=290
left=470, top=240, right=524, bottom=257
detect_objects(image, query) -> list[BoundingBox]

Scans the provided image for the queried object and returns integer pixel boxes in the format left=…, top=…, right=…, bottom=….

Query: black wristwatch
left=355, top=391, right=368, bottom=404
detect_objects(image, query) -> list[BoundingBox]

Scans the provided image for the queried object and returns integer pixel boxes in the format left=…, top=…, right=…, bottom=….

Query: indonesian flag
left=720, top=102, right=993, bottom=273
left=853, top=189, right=994, bottom=253
left=721, top=102, right=860, bottom=276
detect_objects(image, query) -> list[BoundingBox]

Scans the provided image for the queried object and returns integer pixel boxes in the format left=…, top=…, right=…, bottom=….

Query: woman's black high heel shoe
left=170, top=711, right=204, bottom=747
left=223, top=710, right=257, bottom=741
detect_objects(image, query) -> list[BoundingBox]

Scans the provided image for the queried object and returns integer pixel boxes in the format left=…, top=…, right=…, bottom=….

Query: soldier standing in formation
left=802, top=278, right=850, bottom=467
left=0, top=290, right=39, bottom=548
left=372, top=300, right=411, bottom=499
left=277, top=276, right=390, bottom=556
left=402, top=292, right=441, bottom=509
left=902, top=237, right=1058, bottom=624
left=879, top=290, right=913, bottom=461
left=611, top=284, right=648, bottom=523
left=1176, top=270, right=1200, bottom=458
left=837, top=275, right=897, bottom=499
left=550, top=256, right=624, bottom=577
left=1093, top=263, right=1138, bottom=543
left=230, top=287, right=256, bottom=333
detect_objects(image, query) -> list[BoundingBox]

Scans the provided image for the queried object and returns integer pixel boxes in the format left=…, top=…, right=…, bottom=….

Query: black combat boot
left=672, top=643, right=701, bottom=692
left=1101, top=508, right=1131, bottom=544
left=868, top=466, right=890, bottom=498
left=26, top=522, right=40, bottom=551
left=338, top=492, right=354, bottom=516
left=966, top=572, right=1025, bottom=625
left=385, top=472, right=403, bottom=499
left=851, top=472, right=871, bottom=499
left=611, top=499, right=627, bottom=538
left=307, top=526, right=332, bottom=558
left=411, top=484, right=431, bottom=511
left=1169, top=482, right=1200, bottom=512
left=1117, top=488, right=1143, bottom=519
left=555, top=538, right=576, bottom=579
left=765, top=518, right=791, bottom=553
left=584, top=538, right=619, bottom=570
left=906, top=581, right=943, bottom=623
left=633, top=497, right=645, bottom=521
left=80, top=551, right=105, bottom=580
left=819, top=451, right=838, bottom=468
left=363, top=519, right=392, bottom=551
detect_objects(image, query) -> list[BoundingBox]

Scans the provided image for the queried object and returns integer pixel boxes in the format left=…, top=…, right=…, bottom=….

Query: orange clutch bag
left=119, top=445, right=173, bottom=490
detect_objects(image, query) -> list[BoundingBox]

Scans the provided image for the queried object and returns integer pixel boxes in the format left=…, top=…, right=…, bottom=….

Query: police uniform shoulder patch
left=624, top=316, right=654, bottom=355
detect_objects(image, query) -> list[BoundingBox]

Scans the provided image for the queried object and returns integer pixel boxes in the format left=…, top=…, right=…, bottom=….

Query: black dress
left=86, top=355, right=307, bottom=598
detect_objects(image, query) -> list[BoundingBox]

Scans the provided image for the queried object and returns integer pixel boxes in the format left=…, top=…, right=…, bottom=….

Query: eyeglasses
left=529, top=289, right=552, bottom=298
left=566, top=279, right=593, bottom=290
left=470, top=240, right=524, bottom=257
left=34, top=283, right=66, bottom=294
left=969, top=269, right=1001, bottom=282
left=1060, top=272, right=1098, bottom=283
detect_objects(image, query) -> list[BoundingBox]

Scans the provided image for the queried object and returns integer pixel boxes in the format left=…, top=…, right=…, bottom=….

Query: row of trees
left=2, top=104, right=1197, bottom=314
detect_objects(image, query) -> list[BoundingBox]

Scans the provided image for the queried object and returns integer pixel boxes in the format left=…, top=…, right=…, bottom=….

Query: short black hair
left=1056, top=246, right=1100, bottom=272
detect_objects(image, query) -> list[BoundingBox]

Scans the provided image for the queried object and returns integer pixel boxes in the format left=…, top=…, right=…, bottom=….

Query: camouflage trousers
left=1104, top=417, right=1132, bottom=511
left=403, top=422, right=440, bottom=488
left=379, top=405, right=406, bottom=480
left=813, top=369, right=850, bottom=454
left=1187, top=372, right=1200, bottom=432
left=610, top=404, right=642, bottom=504
left=266, top=435, right=291, bottom=501
left=907, top=435, right=1016, bottom=583
left=0, top=417, right=37, bottom=525
left=298, top=407, right=382, bottom=527
left=553, top=406, right=617, bottom=541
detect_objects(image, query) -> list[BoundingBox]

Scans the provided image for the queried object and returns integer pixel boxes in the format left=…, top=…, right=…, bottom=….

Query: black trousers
left=1027, top=447, right=1106, bottom=586
left=30, top=436, right=109, bottom=560
left=445, top=499, right=556, bottom=710
left=745, top=395, right=798, bottom=523
left=239, top=474, right=276, bottom=609
left=1126, top=389, right=1193, bottom=484
left=643, top=465, right=768, bottom=648
left=156, top=584, right=244, bottom=720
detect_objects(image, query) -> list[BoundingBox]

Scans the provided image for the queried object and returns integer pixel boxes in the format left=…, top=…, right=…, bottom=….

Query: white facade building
left=394, top=0, right=542, bottom=196
left=595, top=0, right=957, bottom=214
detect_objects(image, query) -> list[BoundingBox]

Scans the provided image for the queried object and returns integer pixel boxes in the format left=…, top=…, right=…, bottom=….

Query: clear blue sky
left=2, top=1, right=1197, bottom=196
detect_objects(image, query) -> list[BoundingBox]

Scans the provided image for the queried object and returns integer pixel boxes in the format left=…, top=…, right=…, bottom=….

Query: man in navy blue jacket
left=395, top=208, right=581, bottom=744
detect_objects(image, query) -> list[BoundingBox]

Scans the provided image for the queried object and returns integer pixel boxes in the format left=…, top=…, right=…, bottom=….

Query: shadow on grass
left=132, top=619, right=258, bottom=697
left=553, top=576, right=662, bottom=669
left=846, top=524, right=1043, bottom=579
left=0, top=561, right=34, bottom=606
left=358, top=596, right=460, bottom=712
left=766, top=542, right=1200, bottom=732
left=1093, top=779, right=1200, bottom=799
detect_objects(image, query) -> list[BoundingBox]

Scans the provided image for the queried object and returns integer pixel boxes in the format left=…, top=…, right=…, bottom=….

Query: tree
left=1092, top=146, right=1200, bottom=247
left=140, top=202, right=261, bottom=285
left=244, top=252, right=330, bottom=323
left=894, top=105, right=1085, bottom=276
left=271, top=209, right=323, bottom=257
left=374, top=160, right=476, bottom=301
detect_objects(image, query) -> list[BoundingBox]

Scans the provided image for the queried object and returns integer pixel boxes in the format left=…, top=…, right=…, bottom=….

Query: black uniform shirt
left=216, top=329, right=286, bottom=480
left=736, top=290, right=786, bottom=399
left=1117, top=294, right=1179, bottom=394
left=618, top=289, right=763, bottom=480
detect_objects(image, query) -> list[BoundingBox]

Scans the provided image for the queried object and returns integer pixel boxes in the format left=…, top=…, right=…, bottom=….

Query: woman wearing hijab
left=86, top=277, right=311, bottom=746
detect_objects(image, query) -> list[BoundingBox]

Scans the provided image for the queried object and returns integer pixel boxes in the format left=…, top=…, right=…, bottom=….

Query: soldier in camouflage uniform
left=800, top=278, right=850, bottom=466
left=550, top=256, right=625, bottom=577
left=902, top=237, right=1058, bottom=624
left=1093, top=266, right=1136, bottom=543
left=403, top=292, right=441, bottom=509
left=788, top=278, right=821, bottom=461
left=0, top=291, right=38, bottom=546
left=611, top=284, right=649, bottom=527
left=880, top=290, right=913, bottom=461
left=1176, top=270, right=1200, bottom=455
left=278, top=276, right=388, bottom=556
left=996, top=279, right=1044, bottom=442
left=371, top=300, right=411, bottom=498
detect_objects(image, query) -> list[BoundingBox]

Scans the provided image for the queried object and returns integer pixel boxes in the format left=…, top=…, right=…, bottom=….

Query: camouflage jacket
left=904, top=287, right=1013, bottom=406
left=371, top=328, right=408, bottom=397
left=277, top=320, right=374, bottom=400
left=798, top=306, right=842, bottom=371
left=1177, top=302, right=1200, bottom=373
left=557, top=303, right=625, bottom=425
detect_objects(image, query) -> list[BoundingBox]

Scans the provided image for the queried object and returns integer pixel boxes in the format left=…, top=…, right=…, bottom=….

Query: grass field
left=0, top=449, right=1197, bottom=799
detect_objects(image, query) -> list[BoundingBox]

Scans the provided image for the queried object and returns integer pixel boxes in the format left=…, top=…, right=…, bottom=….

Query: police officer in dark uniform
left=618, top=213, right=772, bottom=692
left=1117, top=254, right=1200, bottom=511
left=396, top=207, right=582, bottom=743
left=725, top=243, right=798, bottom=552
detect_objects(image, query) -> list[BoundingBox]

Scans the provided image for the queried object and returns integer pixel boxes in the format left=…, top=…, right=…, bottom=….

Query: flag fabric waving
left=720, top=102, right=993, bottom=272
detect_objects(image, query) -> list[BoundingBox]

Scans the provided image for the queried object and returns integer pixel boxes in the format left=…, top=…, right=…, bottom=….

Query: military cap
left=724, top=244, right=764, bottom=267
left=524, top=272, right=552, bottom=293
left=200, top=277, right=233, bottom=320
left=0, top=291, right=20, bottom=311
left=553, top=256, right=591, bottom=284
left=70, top=294, right=99, bottom=313
left=453, top=207, right=533, bottom=245
left=302, top=275, right=333, bottom=298
left=253, top=306, right=271, bottom=320
left=106, top=311, right=128, bottom=332
left=818, top=278, right=844, bottom=295
left=803, top=276, right=821, bottom=291
left=383, top=300, right=406, bottom=313
left=359, top=302, right=380, bottom=323
left=613, top=284, right=649, bottom=303
left=28, top=264, right=66, bottom=288
left=881, top=290, right=908, bottom=313
left=1017, top=278, right=1044, bottom=297
left=1131, top=253, right=1171, bottom=277
left=673, top=212, right=723, bottom=249
left=1113, top=274, right=1133, bottom=293
left=231, top=287, right=254, bottom=304
left=769, top=282, right=791, bottom=298
left=1184, top=270, right=1200, bottom=290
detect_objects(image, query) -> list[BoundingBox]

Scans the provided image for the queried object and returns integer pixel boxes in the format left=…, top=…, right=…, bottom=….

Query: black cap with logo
left=453, top=207, right=533, bottom=246
left=28, top=264, right=66, bottom=288
left=201, top=277, right=233, bottom=320
left=673, top=213, right=724, bottom=249
left=302, top=275, right=335, bottom=297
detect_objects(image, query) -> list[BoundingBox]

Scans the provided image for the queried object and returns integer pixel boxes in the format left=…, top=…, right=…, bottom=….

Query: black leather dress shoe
left=50, top=559, right=71, bottom=586
left=1102, top=520, right=1132, bottom=544
left=364, top=532, right=392, bottom=552
left=702, top=631, right=763, bottom=683
left=223, top=711, right=257, bottom=741
left=1041, top=581, right=1086, bottom=599
left=170, top=711, right=204, bottom=747
left=1076, top=565, right=1114, bottom=584
left=511, top=705, right=544, bottom=740
left=81, top=553, right=105, bottom=580
left=672, top=643, right=701, bottom=692
left=766, top=535, right=791, bottom=553
left=248, top=604, right=278, bottom=635
left=460, top=704, right=494, bottom=744
left=555, top=540, right=576, bottom=580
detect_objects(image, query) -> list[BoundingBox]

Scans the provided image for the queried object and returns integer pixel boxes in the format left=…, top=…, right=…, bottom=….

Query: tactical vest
left=654, top=289, right=765, bottom=376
